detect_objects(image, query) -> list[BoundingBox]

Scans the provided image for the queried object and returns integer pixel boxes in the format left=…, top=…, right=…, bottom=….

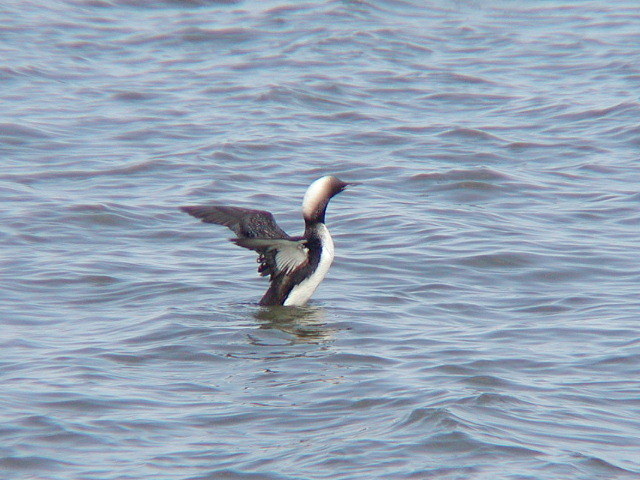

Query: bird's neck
left=304, top=219, right=328, bottom=239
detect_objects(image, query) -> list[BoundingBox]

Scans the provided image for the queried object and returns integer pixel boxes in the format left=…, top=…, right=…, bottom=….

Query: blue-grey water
left=2, top=1, right=640, bottom=479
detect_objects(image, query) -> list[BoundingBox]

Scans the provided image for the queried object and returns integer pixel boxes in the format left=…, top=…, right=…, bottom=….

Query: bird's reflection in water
left=253, top=305, right=335, bottom=344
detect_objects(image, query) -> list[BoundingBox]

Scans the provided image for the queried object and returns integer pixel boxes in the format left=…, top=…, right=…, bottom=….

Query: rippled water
left=2, top=1, right=640, bottom=479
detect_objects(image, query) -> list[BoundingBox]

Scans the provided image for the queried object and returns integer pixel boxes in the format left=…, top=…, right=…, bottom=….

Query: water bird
left=181, top=176, right=356, bottom=306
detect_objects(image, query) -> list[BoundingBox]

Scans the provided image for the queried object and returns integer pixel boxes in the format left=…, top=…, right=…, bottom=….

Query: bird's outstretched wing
left=180, top=206, right=289, bottom=239
left=181, top=205, right=308, bottom=279
left=233, top=238, right=309, bottom=278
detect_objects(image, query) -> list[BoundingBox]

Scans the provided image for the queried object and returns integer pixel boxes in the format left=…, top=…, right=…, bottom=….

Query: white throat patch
left=283, top=223, right=334, bottom=306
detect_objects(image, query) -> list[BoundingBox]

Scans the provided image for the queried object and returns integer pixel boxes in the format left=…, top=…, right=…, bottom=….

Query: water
left=2, top=0, right=640, bottom=478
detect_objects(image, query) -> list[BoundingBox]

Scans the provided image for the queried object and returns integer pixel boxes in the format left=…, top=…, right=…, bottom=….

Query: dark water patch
left=428, top=71, right=496, bottom=85
left=439, top=127, right=508, bottom=143
left=64, top=279, right=190, bottom=306
left=109, top=0, right=244, bottom=9
left=263, top=3, right=315, bottom=18
left=392, top=124, right=440, bottom=135
left=572, top=453, right=640, bottom=476
left=255, top=85, right=350, bottom=109
left=415, top=431, right=484, bottom=454
left=99, top=353, right=149, bottom=365
left=513, top=303, right=571, bottom=315
left=310, top=111, right=372, bottom=122
left=113, top=127, right=168, bottom=141
left=0, top=66, right=23, bottom=81
left=16, top=415, right=68, bottom=431
left=422, top=92, right=516, bottom=105
left=13, top=273, right=121, bottom=289
left=40, top=398, right=131, bottom=413
left=111, top=90, right=159, bottom=101
left=371, top=39, right=434, bottom=59
left=553, top=101, right=638, bottom=122
left=460, top=375, right=514, bottom=388
left=405, top=466, right=481, bottom=479
left=351, top=131, right=410, bottom=146
left=187, top=470, right=291, bottom=480
left=405, top=282, right=458, bottom=293
left=459, top=392, right=529, bottom=407
left=69, top=209, right=134, bottom=227
left=179, top=27, right=255, bottom=45
left=525, top=266, right=626, bottom=284
left=144, top=345, right=227, bottom=363
left=506, top=140, right=608, bottom=153
left=0, top=455, right=69, bottom=471
left=432, top=363, right=475, bottom=376
left=1, top=159, right=175, bottom=183
left=326, top=353, right=397, bottom=367
left=184, top=412, right=260, bottom=428
left=410, top=167, right=511, bottom=182
left=84, top=274, right=119, bottom=286
left=587, top=353, right=640, bottom=368
left=456, top=252, right=534, bottom=268
left=164, top=382, right=222, bottom=394
left=33, top=429, right=104, bottom=446
left=0, top=123, right=51, bottom=140
left=395, top=407, right=462, bottom=431
left=431, top=180, right=503, bottom=191
left=464, top=358, right=556, bottom=373
left=121, top=323, right=216, bottom=346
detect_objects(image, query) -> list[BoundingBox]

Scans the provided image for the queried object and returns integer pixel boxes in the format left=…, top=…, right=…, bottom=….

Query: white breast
left=283, top=224, right=334, bottom=306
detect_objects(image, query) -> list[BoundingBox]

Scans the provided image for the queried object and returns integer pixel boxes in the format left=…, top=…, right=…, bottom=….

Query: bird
left=181, top=175, right=356, bottom=306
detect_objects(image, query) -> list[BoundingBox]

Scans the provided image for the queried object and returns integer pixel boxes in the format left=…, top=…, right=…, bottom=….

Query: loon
left=181, top=176, right=356, bottom=306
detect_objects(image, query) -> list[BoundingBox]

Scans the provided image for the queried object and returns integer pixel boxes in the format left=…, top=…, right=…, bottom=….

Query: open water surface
left=2, top=1, right=640, bottom=479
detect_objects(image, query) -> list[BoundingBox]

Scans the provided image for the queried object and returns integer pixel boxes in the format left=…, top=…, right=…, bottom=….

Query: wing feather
left=233, top=238, right=309, bottom=277
left=180, top=206, right=288, bottom=239
left=181, top=205, right=305, bottom=279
